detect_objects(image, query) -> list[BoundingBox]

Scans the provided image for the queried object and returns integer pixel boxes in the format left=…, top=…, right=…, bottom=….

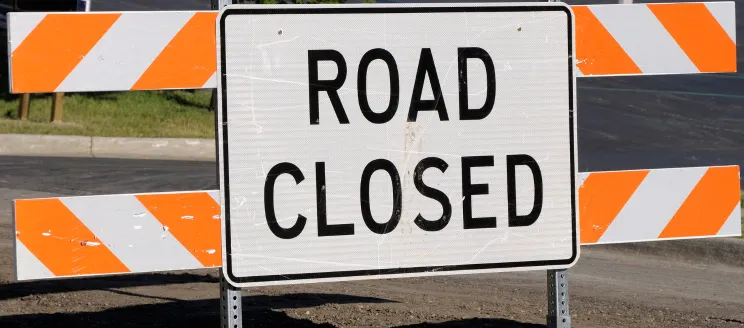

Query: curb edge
left=0, top=134, right=216, bottom=162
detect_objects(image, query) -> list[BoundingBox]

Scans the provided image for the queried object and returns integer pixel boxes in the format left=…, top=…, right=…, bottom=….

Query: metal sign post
left=221, top=273, right=243, bottom=328
left=215, top=2, right=241, bottom=327
left=77, top=0, right=91, bottom=11
left=544, top=0, right=570, bottom=325
left=547, top=269, right=570, bottom=328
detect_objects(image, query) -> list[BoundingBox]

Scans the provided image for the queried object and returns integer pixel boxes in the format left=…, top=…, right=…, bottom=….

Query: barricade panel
left=12, top=166, right=741, bottom=281
left=6, top=2, right=737, bottom=93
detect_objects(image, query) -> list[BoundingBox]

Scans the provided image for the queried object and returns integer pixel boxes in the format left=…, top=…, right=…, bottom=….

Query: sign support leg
left=547, top=269, right=571, bottom=328
left=214, top=2, right=239, bottom=328
left=220, top=271, right=243, bottom=328
left=544, top=0, right=572, bottom=323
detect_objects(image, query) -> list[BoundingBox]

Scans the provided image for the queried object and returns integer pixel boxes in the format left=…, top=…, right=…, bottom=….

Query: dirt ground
left=0, top=259, right=743, bottom=328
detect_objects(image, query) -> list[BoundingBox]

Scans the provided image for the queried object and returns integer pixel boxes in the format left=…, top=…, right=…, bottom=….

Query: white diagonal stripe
left=60, top=195, right=203, bottom=273
left=705, top=2, right=736, bottom=43
left=717, top=204, right=742, bottom=236
left=15, top=240, right=54, bottom=281
left=206, top=191, right=222, bottom=220
left=203, top=72, right=217, bottom=89
left=8, top=13, right=46, bottom=53
left=588, top=5, right=698, bottom=74
left=598, top=167, right=708, bottom=244
left=208, top=191, right=220, bottom=206
left=56, top=11, right=195, bottom=92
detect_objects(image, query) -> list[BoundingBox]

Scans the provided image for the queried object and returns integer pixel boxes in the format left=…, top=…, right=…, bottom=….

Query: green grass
left=0, top=90, right=215, bottom=139
left=0, top=24, right=214, bottom=139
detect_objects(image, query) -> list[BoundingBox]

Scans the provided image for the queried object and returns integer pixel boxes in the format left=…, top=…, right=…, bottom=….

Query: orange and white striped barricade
left=5, top=2, right=739, bottom=328
left=12, top=165, right=741, bottom=281
left=6, top=2, right=736, bottom=93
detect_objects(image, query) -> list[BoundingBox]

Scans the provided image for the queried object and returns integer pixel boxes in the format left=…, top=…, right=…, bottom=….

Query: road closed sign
left=216, top=2, right=578, bottom=287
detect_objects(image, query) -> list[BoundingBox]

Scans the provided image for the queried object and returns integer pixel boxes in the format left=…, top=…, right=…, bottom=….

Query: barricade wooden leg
left=51, top=92, right=64, bottom=122
left=210, top=89, right=217, bottom=112
left=220, top=271, right=242, bottom=328
left=18, top=94, right=30, bottom=120
left=547, top=269, right=571, bottom=328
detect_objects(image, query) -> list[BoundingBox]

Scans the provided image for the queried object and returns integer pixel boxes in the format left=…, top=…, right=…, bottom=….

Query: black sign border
left=218, top=4, right=577, bottom=284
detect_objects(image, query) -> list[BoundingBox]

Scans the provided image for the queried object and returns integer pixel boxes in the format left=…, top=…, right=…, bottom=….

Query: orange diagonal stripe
left=648, top=3, right=735, bottom=73
left=579, top=170, right=649, bottom=243
left=135, top=193, right=222, bottom=267
left=132, top=12, right=218, bottom=90
left=573, top=6, right=641, bottom=76
left=10, top=13, right=121, bottom=93
left=14, top=199, right=129, bottom=276
left=658, top=166, right=740, bottom=239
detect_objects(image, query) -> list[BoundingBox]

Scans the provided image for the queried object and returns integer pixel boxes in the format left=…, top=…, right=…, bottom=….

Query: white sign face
left=217, top=2, right=578, bottom=287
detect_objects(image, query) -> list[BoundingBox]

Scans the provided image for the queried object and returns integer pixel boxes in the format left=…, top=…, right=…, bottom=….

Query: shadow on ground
left=0, top=296, right=544, bottom=328
left=0, top=293, right=396, bottom=328
left=0, top=273, right=537, bottom=328
left=162, top=89, right=212, bottom=110
left=0, top=272, right=219, bottom=301
left=399, top=318, right=545, bottom=327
